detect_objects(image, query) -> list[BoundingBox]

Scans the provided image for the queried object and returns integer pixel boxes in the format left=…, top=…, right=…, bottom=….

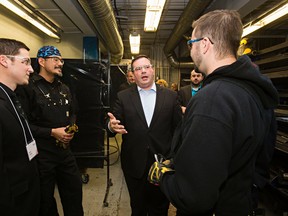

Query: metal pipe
left=79, top=0, right=123, bottom=64
left=164, top=0, right=212, bottom=68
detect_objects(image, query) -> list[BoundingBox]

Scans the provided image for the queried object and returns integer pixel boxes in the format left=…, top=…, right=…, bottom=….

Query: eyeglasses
left=187, top=37, right=214, bottom=49
left=45, top=56, right=64, bottom=64
left=133, top=64, right=153, bottom=72
left=6, top=55, right=31, bottom=66
left=187, top=38, right=203, bottom=49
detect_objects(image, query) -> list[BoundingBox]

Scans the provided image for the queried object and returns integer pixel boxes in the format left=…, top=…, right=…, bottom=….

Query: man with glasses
left=16, top=46, right=83, bottom=216
left=107, top=55, right=182, bottom=215
left=148, top=10, right=278, bottom=216
left=0, top=38, right=39, bottom=215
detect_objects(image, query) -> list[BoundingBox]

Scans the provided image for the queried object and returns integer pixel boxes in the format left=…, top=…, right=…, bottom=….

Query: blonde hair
left=156, top=79, right=168, bottom=87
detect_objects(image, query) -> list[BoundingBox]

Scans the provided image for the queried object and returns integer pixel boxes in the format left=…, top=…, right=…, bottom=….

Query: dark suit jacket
left=119, top=82, right=136, bottom=92
left=0, top=85, right=40, bottom=216
left=178, top=85, right=192, bottom=107
left=111, top=84, right=182, bottom=178
left=119, top=82, right=130, bottom=92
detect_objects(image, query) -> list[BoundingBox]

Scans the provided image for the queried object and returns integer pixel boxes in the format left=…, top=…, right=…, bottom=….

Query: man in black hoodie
left=148, top=10, right=278, bottom=216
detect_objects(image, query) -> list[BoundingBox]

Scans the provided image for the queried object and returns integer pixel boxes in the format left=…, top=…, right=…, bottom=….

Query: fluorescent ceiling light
left=144, top=0, right=166, bottom=32
left=242, top=2, right=288, bottom=37
left=0, top=0, right=60, bottom=39
left=129, top=34, right=140, bottom=54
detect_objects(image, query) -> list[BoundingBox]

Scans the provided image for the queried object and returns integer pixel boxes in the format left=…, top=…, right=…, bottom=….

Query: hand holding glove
left=148, top=159, right=175, bottom=186
left=56, top=124, right=78, bottom=149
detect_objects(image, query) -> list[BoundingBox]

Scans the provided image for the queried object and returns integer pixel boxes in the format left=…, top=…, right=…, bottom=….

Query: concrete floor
left=55, top=134, right=130, bottom=215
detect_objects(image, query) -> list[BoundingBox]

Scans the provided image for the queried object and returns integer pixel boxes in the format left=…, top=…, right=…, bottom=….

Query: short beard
left=57, top=72, right=63, bottom=77
left=55, top=67, right=63, bottom=77
left=192, top=82, right=201, bottom=87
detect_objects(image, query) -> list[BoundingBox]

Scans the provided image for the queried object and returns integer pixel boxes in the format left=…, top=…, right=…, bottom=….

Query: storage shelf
left=257, top=41, right=288, bottom=56
left=255, top=40, right=288, bottom=206
left=276, top=130, right=288, bottom=154
left=255, top=54, right=288, bottom=66
left=276, top=117, right=288, bottom=123
left=264, top=70, right=288, bottom=79
left=275, top=109, right=288, bottom=116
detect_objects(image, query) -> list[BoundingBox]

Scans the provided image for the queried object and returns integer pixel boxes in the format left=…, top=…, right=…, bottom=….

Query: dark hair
left=192, top=10, right=242, bottom=58
left=0, top=38, right=30, bottom=55
left=194, top=65, right=199, bottom=73
left=131, top=55, right=152, bottom=71
left=193, top=65, right=205, bottom=78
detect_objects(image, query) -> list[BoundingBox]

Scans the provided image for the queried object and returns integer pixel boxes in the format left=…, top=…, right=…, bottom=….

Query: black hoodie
left=161, top=55, right=279, bottom=216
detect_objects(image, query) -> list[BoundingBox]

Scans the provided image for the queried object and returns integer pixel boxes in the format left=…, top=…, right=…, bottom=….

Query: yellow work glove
left=148, top=160, right=175, bottom=186
left=65, top=123, right=79, bottom=133
left=56, top=124, right=79, bottom=149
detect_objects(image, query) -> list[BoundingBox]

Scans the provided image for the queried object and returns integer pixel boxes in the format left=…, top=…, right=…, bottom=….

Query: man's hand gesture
left=107, top=112, right=128, bottom=134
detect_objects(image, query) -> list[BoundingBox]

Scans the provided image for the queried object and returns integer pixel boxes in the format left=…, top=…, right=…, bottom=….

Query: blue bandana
left=37, top=46, right=61, bottom=58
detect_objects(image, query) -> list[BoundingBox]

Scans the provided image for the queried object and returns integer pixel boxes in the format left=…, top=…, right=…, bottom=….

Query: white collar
left=137, top=82, right=157, bottom=92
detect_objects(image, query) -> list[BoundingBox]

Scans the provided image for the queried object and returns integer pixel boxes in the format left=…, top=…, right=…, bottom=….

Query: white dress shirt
left=138, top=83, right=156, bottom=127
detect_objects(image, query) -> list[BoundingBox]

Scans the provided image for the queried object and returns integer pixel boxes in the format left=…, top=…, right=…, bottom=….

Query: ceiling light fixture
left=129, top=34, right=140, bottom=54
left=144, top=0, right=166, bottom=32
left=242, top=2, right=288, bottom=37
left=0, top=0, right=60, bottom=39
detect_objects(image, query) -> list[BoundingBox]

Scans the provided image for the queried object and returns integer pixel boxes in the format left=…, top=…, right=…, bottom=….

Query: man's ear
left=0, top=55, right=8, bottom=68
left=202, top=38, right=211, bottom=54
left=38, top=57, right=45, bottom=67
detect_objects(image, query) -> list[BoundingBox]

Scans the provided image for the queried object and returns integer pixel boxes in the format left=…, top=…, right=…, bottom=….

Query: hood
left=204, top=55, right=279, bottom=109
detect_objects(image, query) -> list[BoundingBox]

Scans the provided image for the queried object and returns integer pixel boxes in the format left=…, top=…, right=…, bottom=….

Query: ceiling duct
left=78, top=0, right=123, bottom=64
left=164, top=0, right=213, bottom=68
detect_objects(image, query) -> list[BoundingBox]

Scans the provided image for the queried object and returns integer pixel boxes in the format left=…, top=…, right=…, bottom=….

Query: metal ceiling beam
left=54, top=0, right=95, bottom=35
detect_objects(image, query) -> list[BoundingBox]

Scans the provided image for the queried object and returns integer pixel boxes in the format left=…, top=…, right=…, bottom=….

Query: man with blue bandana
left=16, top=46, right=83, bottom=216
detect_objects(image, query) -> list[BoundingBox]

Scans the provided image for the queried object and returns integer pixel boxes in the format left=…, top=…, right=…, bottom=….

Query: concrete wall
left=0, top=8, right=83, bottom=59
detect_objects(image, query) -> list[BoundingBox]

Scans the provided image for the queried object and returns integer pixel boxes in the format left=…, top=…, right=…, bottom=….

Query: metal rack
left=72, top=131, right=113, bottom=207
left=62, top=59, right=114, bottom=206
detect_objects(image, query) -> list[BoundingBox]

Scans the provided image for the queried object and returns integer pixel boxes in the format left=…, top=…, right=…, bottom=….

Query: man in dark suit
left=108, top=55, right=182, bottom=215
left=0, top=38, right=40, bottom=215
left=119, top=68, right=135, bottom=91
left=178, top=68, right=204, bottom=113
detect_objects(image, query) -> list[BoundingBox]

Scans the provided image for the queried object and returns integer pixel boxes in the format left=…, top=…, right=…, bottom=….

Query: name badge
left=26, top=139, right=38, bottom=161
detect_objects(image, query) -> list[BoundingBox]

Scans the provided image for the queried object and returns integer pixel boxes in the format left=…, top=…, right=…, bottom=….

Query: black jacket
left=161, top=55, right=279, bottom=215
left=0, top=83, right=40, bottom=215
left=16, top=74, right=75, bottom=151
left=178, top=85, right=192, bottom=107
